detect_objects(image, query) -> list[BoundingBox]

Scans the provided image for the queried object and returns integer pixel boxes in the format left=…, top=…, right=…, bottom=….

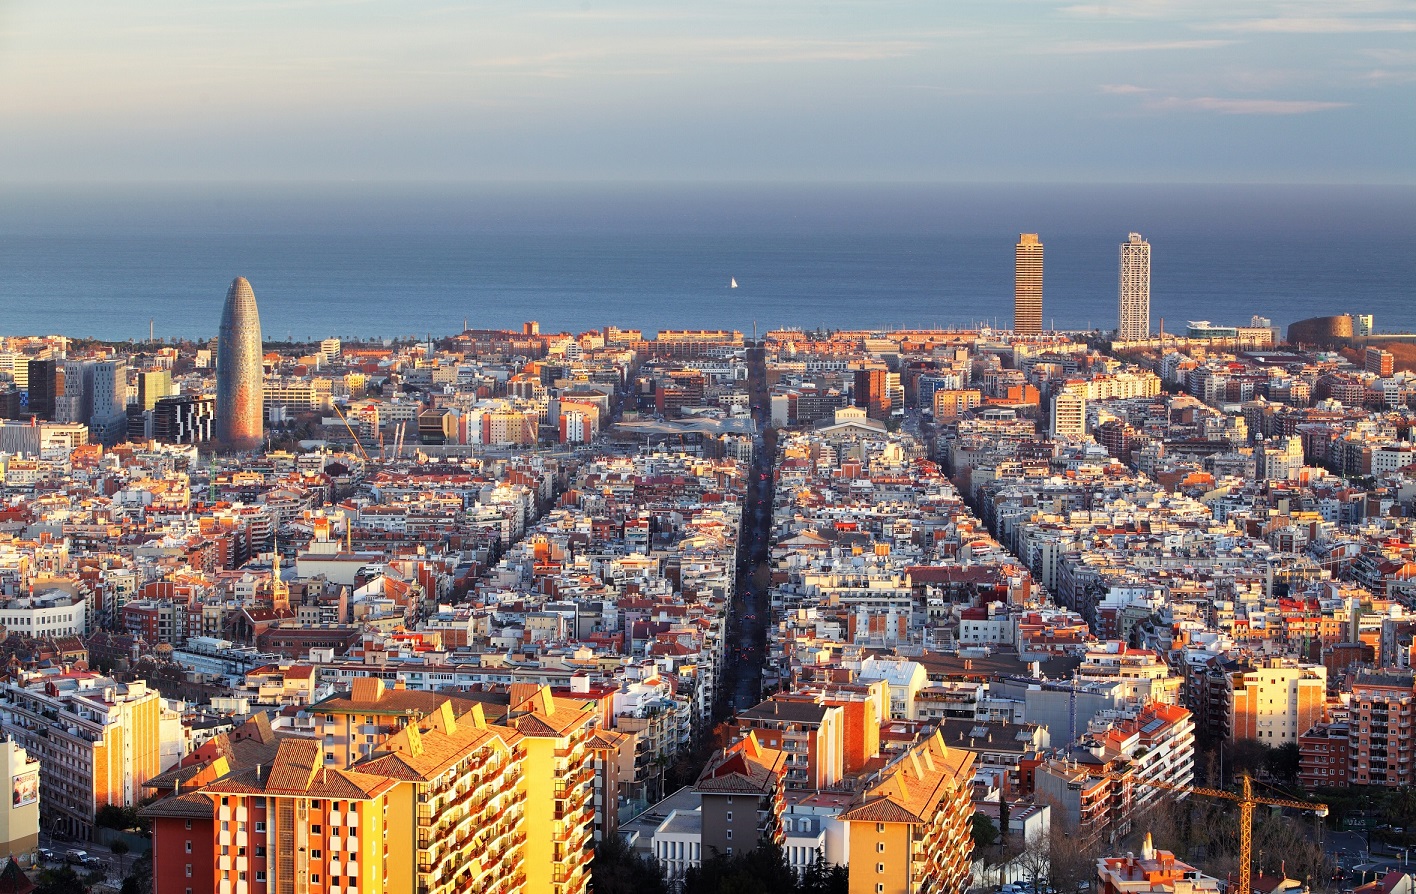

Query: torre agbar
left=215, top=276, right=264, bottom=450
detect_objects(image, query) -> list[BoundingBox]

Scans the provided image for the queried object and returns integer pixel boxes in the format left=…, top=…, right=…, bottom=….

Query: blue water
left=1, top=183, right=1412, bottom=341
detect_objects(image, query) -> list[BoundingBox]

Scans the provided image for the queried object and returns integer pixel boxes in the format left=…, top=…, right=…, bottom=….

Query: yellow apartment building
left=840, top=731, right=975, bottom=894
left=358, top=701, right=527, bottom=894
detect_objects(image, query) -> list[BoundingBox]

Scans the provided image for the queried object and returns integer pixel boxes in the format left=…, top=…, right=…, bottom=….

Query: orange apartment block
left=840, top=730, right=975, bottom=894
left=1347, top=671, right=1416, bottom=786
left=733, top=696, right=845, bottom=791
left=780, top=682, right=886, bottom=774
left=146, top=679, right=596, bottom=894
left=202, top=739, right=396, bottom=894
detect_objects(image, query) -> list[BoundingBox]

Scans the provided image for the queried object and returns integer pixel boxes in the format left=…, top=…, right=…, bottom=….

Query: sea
left=1, top=182, right=1412, bottom=342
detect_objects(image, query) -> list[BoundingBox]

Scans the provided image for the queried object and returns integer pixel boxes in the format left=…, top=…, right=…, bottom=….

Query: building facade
left=215, top=276, right=264, bottom=451
left=1118, top=233, right=1151, bottom=341
left=1014, top=234, right=1043, bottom=335
left=839, top=731, right=975, bottom=894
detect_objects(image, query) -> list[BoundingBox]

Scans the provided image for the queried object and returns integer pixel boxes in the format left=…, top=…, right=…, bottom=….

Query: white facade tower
left=1118, top=233, right=1151, bottom=341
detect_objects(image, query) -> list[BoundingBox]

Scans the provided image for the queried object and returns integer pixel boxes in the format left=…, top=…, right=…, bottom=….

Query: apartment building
left=1347, top=671, right=1415, bottom=787
left=1298, top=720, right=1350, bottom=788
left=0, top=674, right=163, bottom=839
left=839, top=731, right=975, bottom=894
left=0, top=739, right=40, bottom=863
left=357, top=701, right=527, bottom=894
left=733, top=696, right=845, bottom=791
left=694, top=732, right=787, bottom=859
left=202, top=739, right=396, bottom=894
left=1229, top=660, right=1326, bottom=745
left=503, top=684, right=596, bottom=894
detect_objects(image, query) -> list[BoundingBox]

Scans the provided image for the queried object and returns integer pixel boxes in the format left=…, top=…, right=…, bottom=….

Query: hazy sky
left=1, top=1, right=1412, bottom=183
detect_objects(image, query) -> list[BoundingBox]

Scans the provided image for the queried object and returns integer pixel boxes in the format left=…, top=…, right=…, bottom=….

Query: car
left=64, top=850, right=89, bottom=865
left=36, top=848, right=54, bottom=862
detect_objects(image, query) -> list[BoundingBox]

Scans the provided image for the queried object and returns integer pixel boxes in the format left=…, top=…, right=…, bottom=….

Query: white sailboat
left=730, top=277, right=738, bottom=289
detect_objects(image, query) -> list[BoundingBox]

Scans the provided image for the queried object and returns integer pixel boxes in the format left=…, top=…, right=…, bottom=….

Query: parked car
left=63, top=849, right=88, bottom=865
left=35, top=848, right=54, bottom=862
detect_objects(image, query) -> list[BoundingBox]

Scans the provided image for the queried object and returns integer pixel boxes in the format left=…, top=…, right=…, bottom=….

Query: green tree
left=590, top=834, right=669, bottom=894
left=1265, top=742, right=1302, bottom=783
left=684, top=843, right=797, bottom=894
left=111, top=840, right=130, bottom=877
left=34, top=866, right=89, bottom=894
left=972, top=813, right=1000, bottom=851
left=119, top=852, right=152, bottom=894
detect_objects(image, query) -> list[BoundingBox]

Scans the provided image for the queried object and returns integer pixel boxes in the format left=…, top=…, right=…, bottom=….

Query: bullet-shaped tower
left=215, top=276, right=264, bottom=450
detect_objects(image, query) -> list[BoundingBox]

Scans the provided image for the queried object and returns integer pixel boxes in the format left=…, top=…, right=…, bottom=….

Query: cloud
left=1217, top=16, right=1416, bottom=33
left=1148, top=96, right=1350, bottom=114
left=1099, top=83, right=1153, bottom=94
left=1047, top=38, right=1235, bottom=53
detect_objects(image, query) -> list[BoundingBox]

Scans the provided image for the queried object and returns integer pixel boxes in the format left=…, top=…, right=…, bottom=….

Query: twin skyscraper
left=1012, top=232, right=1151, bottom=338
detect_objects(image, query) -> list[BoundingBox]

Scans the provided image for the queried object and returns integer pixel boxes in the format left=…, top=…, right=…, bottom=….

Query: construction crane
left=1117, top=772, right=1327, bottom=894
left=330, top=404, right=371, bottom=463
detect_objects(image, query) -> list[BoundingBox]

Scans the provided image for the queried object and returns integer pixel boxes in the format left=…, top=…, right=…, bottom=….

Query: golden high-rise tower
left=1014, top=233, right=1043, bottom=334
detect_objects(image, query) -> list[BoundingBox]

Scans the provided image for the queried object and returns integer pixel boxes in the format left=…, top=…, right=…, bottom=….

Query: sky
left=0, top=0, right=1412, bottom=184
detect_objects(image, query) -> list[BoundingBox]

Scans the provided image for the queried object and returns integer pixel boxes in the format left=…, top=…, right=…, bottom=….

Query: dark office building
left=25, top=359, right=60, bottom=420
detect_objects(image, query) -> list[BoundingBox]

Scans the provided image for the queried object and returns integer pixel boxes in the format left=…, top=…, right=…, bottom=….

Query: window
left=185, top=841, right=192, bottom=853
left=185, top=865, right=192, bottom=878
left=255, top=821, right=266, bottom=833
left=312, top=825, right=323, bottom=834
left=877, top=864, right=885, bottom=874
left=725, top=830, right=732, bottom=840
left=877, top=842, right=886, bottom=853
left=877, top=886, right=885, bottom=894
left=876, top=823, right=885, bottom=833
left=311, top=875, right=321, bottom=884
left=256, top=872, right=266, bottom=883
left=256, top=845, right=266, bottom=857
left=725, top=811, right=732, bottom=822
left=185, top=819, right=192, bottom=830
left=312, top=851, right=322, bottom=859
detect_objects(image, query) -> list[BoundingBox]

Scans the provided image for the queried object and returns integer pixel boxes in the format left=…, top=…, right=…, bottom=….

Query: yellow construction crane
left=1118, top=772, right=1327, bottom=894
left=330, top=404, right=371, bottom=464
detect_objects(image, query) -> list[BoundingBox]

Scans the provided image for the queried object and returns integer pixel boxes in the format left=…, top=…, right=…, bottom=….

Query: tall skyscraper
left=215, top=276, right=264, bottom=450
left=1014, top=233, right=1043, bottom=334
left=1118, top=232, right=1151, bottom=340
